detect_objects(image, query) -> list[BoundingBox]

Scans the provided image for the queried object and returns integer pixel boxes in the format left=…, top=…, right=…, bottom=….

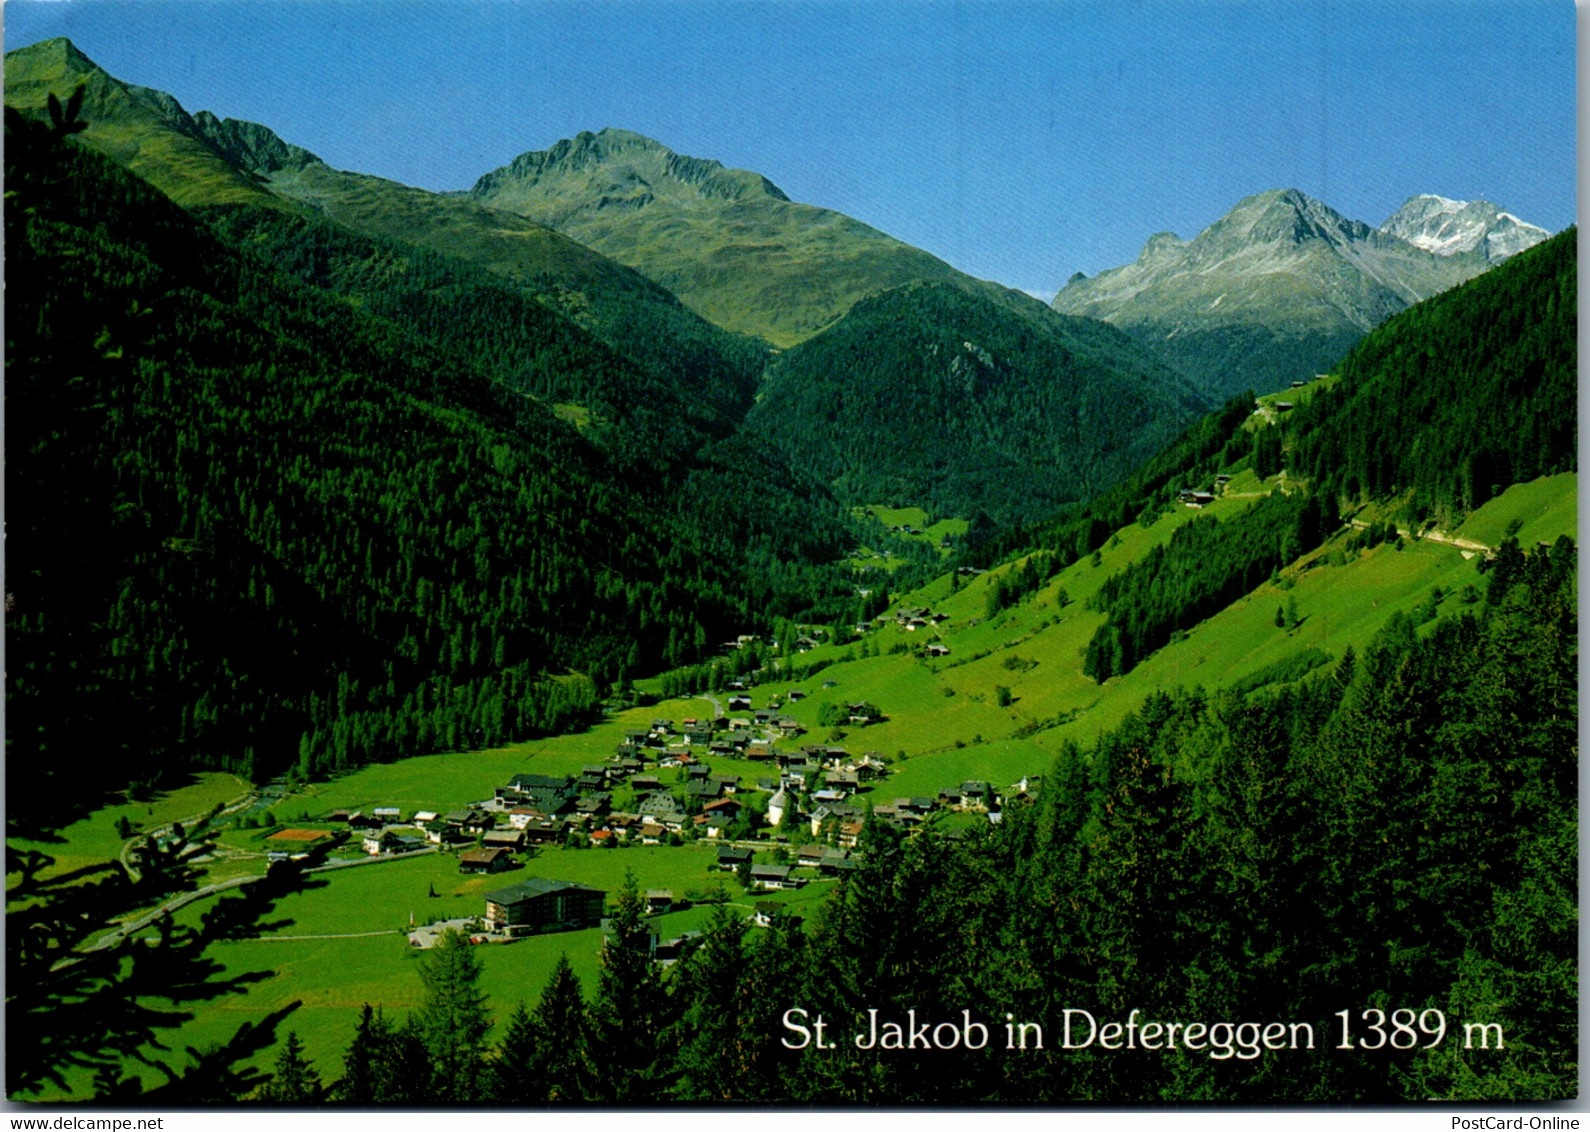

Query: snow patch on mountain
left=1380, top=195, right=1549, bottom=264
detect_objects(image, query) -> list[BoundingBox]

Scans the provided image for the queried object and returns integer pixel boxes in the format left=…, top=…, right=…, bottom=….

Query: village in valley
left=239, top=598, right=1028, bottom=962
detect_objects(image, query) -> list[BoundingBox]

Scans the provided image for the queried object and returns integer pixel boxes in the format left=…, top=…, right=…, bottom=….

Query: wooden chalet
left=459, top=847, right=514, bottom=874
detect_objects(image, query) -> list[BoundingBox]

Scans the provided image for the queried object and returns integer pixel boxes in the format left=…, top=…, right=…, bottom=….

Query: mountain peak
left=1209, top=188, right=1372, bottom=249
left=1380, top=194, right=1549, bottom=263
left=1051, top=186, right=1502, bottom=397
left=471, top=129, right=790, bottom=210
left=8, top=36, right=100, bottom=77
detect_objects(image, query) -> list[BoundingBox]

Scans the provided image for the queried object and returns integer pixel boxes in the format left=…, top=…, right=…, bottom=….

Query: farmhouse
left=638, top=795, right=685, bottom=821
left=445, top=808, right=496, bottom=835
left=717, top=846, right=754, bottom=871
left=502, top=774, right=577, bottom=814
left=809, top=802, right=863, bottom=836
left=686, top=780, right=724, bottom=803
left=797, top=843, right=829, bottom=868
left=483, top=878, right=606, bottom=937
left=459, top=847, right=513, bottom=874
left=799, top=844, right=852, bottom=871
left=944, top=781, right=993, bottom=811
left=750, top=864, right=794, bottom=891
left=825, top=769, right=860, bottom=793
left=363, top=831, right=426, bottom=856
left=852, top=755, right=887, bottom=780
left=481, top=829, right=526, bottom=853
left=703, top=797, right=744, bottom=821
left=521, top=820, right=568, bottom=846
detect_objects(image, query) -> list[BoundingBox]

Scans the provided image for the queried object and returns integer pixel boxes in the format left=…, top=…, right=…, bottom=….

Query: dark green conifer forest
left=6, top=111, right=759, bottom=828
left=1290, top=230, right=1576, bottom=521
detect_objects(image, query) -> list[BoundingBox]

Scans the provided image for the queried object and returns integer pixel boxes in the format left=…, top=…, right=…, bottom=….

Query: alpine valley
left=5, top=36, right=1576, bottom=1108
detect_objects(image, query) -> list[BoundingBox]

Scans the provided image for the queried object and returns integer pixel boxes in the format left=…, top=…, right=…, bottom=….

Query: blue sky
left=6, top=0, right=1576, bottom=296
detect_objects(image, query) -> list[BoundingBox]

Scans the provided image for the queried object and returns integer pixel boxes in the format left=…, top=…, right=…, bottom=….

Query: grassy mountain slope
left=722, top=480, right=1573, bottom=807
left=469, top=127, right=1045, bottom=347
left=771, top=229, right=1576, bottom=786
left=3, top=37, right=291, bottom=210
left=744, top=281, right=1209, bottom=526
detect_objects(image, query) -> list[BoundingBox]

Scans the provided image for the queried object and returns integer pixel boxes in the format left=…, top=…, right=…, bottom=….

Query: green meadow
left=1455, top=471, right=1577, bottom=547
left=68, top=838, right=834, bottom=1097
left=8, top=772, right=251, bottom=890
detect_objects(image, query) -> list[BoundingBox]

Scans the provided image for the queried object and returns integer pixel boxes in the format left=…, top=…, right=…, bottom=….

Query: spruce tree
left=531, top=955, right=595, bottom=1102
left=335, top=1005, right=388, bottom=1104
left=414, top=928, right=492, bottom=1102
left=591, top=872, right=666, bottom=1101
left=259, top=1032, right=323, bottom=1103
left=669, top=902, right=749, bottom=1100
left=484, top=1002, right=538, bottom=1105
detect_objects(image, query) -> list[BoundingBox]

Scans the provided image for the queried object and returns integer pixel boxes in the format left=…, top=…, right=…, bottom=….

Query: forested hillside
left=199, top=203, right=749, bottom=473
left=965, top=230, right=1577, bottom=685
left=5, top=110, right=753, bottom=830
left=186, top=115, right=776, bottom=429
left=747, top=281, right=1208, bottom=526
left=194, top=203, right=864, bottom=618
left=1288, top=227, right=1576, bottom=520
